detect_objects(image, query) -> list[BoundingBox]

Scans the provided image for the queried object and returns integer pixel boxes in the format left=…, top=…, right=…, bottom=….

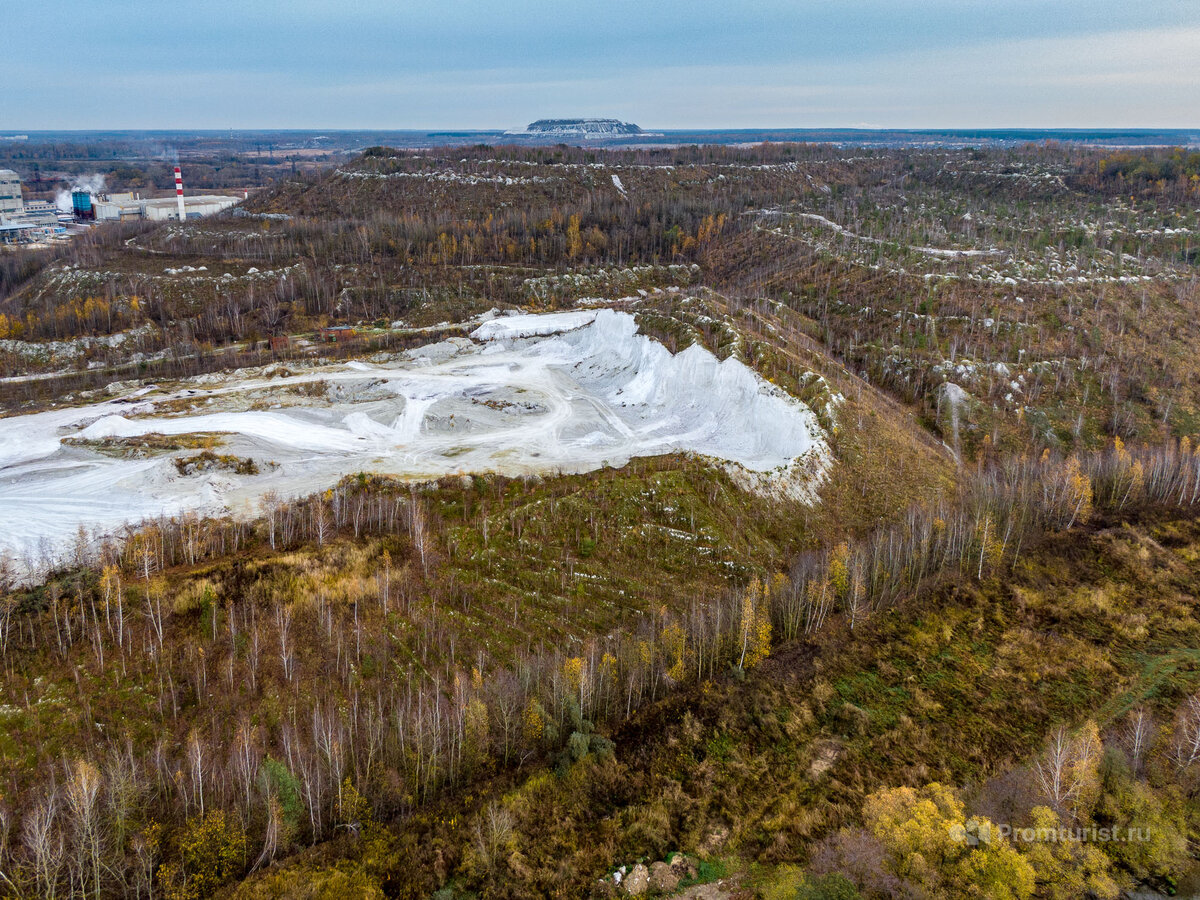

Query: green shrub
left=261, top=757, right=304, bottom=843
left=762, top=867, right=862, bottom=899
left=798, top=873, right=863, bottom=900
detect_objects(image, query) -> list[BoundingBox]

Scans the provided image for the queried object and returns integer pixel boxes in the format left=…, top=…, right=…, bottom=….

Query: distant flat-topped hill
left=505, top=118, right=645, bottom=137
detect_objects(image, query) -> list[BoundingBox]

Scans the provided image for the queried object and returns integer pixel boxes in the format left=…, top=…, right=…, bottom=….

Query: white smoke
left=56, top=174, right=107, bottom=212
left=151, top=144, right=180, bottom=165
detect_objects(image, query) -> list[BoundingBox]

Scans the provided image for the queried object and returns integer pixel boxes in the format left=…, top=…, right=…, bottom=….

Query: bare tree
left=187, top=731, right=207, bottom=818
left=312, top=500, right=331, bottom=547
left=470, top=801, right=514, bottom=874
left=0, top=593, right=16, bottom=669
left=253, top=797, right=284, bottom=871
left=23, top=790, right=64, bottom=900
left=1123, top=706, right=1154, bottom=774
left=263, top=491, right=281, bottom=550
left=277, top=605, right=295, bottom=682
left=409, top=492, right=430, bottom=575
left=0, top=804, right=18, bottom=897
left=1035, top=722, right=1100, bottom=820
left=1170, top=693, right=1200, bottom=769
left=63, top=759, right=103, bottom=899
left=231, top=719, right=261, bottom=816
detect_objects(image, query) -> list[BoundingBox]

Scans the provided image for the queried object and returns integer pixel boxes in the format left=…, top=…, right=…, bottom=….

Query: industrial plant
left=0, top=165, right=243, bottom=245
left=89, top=192, right=241, bottom=222
left=92, top=168, right=243, bottom=222
left=0, top=168, right=62, bottom=244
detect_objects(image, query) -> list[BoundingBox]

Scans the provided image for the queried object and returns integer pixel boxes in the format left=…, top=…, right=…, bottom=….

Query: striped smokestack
left=174, top=166, right=186, bottom=222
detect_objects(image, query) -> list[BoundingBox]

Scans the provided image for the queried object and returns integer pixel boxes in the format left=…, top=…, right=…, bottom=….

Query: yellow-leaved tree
left=738, top=578, right=771, bottom=670
left=522, top=698, right=545, bottom=745
left=1020, top=806, right=1119, bottom=900
left=863, top=782, right=1035, bottom=900
left=661, top=620, right=689, bottom=683
left=160, top=809, right=246, bottom=900
left=1063, top=455, right=1094, bottom=528
left=566, top=214, right=583, bottom=258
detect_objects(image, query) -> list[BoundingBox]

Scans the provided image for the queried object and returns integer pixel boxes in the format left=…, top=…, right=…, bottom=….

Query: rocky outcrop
left=649, top=861, right=679, bottom=892
left=623, top=863, right=650, bottom=895
left=601, top=853, right=700, bottom=896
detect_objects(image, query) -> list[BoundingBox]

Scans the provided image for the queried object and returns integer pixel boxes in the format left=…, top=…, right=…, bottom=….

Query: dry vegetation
left=1, top=141, right=1199, bottom=898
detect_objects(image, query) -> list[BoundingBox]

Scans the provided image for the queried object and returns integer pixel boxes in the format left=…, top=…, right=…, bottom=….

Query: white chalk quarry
left=0, top=310, right=831, bottom=568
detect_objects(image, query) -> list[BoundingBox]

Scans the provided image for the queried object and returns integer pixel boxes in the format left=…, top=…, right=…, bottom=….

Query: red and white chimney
left=174, top=166, right=186, bottom=222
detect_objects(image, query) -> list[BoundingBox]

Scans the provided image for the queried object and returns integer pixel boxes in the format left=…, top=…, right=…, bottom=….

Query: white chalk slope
left=0, top=310, right=830, bottom=565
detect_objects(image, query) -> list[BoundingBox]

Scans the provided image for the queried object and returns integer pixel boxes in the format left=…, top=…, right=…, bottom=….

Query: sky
left=3, top=0, right=1199, bottom=130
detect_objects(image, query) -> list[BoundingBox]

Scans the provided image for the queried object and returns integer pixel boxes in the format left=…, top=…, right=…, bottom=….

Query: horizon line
left=3, top=126, right=1199, bottom=135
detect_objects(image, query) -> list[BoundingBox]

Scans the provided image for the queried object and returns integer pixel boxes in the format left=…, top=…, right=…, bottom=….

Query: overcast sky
left=4, top=0, right=1198, bottom=130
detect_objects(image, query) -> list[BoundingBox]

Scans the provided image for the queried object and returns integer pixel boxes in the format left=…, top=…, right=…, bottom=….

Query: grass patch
left=63, top=431, right=228, bottom=457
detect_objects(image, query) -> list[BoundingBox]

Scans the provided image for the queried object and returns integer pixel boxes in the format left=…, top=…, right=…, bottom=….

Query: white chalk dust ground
left=0, top=310, right=831, bottom=566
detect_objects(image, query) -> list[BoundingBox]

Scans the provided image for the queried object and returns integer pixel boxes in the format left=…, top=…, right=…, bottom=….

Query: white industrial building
left=0, top=170, right=66, bottom=243
left=92, top=192, right=242, bottom=222
left=0, top=169, right=23, bottom=217
left=15, top=200, right=58, bottom=226
left=0, top=172, right=55, bottom=224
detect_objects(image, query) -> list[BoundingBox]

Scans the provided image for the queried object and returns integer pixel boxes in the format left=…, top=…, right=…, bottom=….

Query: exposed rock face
left=623, top=862, right=650, bottom=896
left=650, top=860, right=679, bottom=892
left=506, top=118, right=644, bottom=137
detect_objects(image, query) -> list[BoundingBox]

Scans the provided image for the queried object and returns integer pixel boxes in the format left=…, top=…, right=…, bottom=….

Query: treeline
left=4, top=171, right=740, bottom=352
left=0, top=248, right=56, bottom=307
left=1, top=439, right=1198, bottom=897
left=0, top=323, right=468, bottom=412
left=1, top=147, right=289, bottom=195
left=1092, top=148, right=1200, bottom=194
left=717, top=223, right=1200, bottom=453
left=359, top=140, right=870, bottom=169
left=244, top=171, right=745, bottom=268
left=19, top=142, right=1189, bottom=378
left=778, top=437, right=1191, bottom=637
left=0, top=223, right=154, bottom=306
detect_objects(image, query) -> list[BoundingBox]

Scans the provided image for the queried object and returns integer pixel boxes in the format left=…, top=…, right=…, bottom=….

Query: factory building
left=0, top=169, right=23, bottom=217
left=0, top=222, right=61, bottom=245
left=0, top=166, right=241, bottom=243
left=0, top=169, right=66, bottom=243
left=14, top=201, right=59, bottom=226
left=91, top=192, right=242, bottom=222
left=0, top=170, right=59, bottom=226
